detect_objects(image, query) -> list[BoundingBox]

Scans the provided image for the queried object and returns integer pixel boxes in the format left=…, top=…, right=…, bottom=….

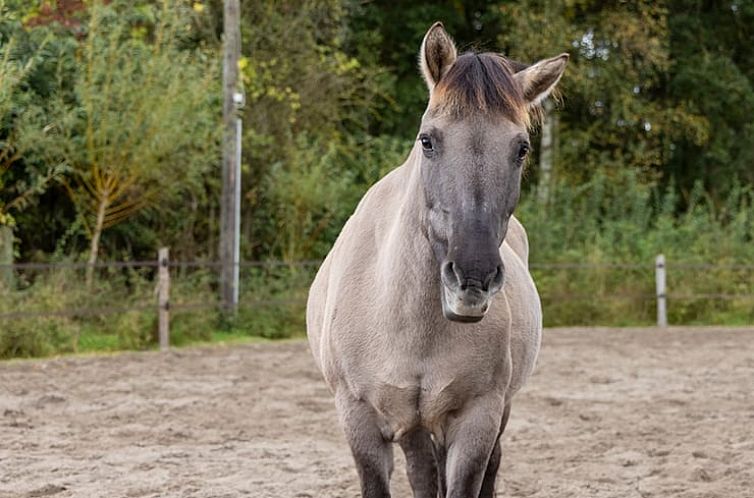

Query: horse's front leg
left=336, top=391, right=394, bottom=498
left=444, top=396, right=505, bottom=498
left=399, top=427, right=437, bottom=498
left=478, top=402, right=512, bottom=498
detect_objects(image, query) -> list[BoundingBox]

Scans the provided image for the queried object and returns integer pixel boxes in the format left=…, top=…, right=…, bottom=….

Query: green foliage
left=0, top=267, right=156, bottom=357
left=240, top=0, right=395, bottom=260
left=666, top=0, right=754, bottom=196
left=496, top=0, right=712, bottom=192
left=518, top=169, right=754, bottom=326
left=262, top=133, right=410, bottom=261
left=0, top=6, right=64, bottom=228
left=24, top=0, right=221, bottom=267
left=0, top=264, right=316, bottom=357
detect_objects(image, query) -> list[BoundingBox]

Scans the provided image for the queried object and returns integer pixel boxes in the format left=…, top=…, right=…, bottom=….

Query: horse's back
left=499, top=231, right=542, bottom=394
left=504, top=215, right=530, bottom=264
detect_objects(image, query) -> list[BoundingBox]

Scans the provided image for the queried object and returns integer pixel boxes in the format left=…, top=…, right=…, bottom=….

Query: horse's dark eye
left=517, top=143, right=530, bottom=161
left=420, top=135, right=433, bottom=151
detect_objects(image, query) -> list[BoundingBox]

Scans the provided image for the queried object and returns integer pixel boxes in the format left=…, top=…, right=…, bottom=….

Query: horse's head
left=417, top=23, right=567, bottom=323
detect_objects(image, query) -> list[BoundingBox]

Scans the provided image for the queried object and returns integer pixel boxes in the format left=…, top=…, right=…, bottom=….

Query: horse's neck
left=386, top=149, right=441, bottom=299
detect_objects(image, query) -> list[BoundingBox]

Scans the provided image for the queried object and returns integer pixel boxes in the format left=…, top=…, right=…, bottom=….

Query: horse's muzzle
left=441, top=285, right=488, bottom=322
left=440, top=260, right=504, bottom=323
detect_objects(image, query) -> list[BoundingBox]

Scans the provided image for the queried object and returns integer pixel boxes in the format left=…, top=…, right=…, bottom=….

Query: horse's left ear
left=514, top=53, right=569, bottom=106
left=419, top=22, right=457, bottom=92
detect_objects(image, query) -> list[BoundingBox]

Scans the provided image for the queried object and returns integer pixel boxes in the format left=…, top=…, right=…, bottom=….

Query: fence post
left=158, top=247, right=170, bottom=350
left=0, top=225, right=14, bottom=289
left=655, top=254, right=667, bottom=328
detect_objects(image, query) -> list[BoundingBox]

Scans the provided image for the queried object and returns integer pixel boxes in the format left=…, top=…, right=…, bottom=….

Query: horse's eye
left=517, top=143, right=530, bottom=161
left=420, top=135, right=433, bottom=151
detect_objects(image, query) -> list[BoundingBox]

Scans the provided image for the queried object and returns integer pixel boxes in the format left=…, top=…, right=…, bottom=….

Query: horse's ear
left=513, top=53, right=569, bottom=107
left=419, top=22, right=457, bottom=92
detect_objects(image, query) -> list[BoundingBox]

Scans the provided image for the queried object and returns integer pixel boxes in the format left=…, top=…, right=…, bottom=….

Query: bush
left=518, top=170, right=754, bottom=326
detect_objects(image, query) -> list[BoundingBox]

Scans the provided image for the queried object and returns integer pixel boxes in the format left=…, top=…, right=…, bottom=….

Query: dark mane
left=432, top=52, right=528, bottom=126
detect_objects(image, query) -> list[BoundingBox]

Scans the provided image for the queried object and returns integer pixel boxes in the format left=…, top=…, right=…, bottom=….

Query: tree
left=33, top=0, right=220, bottom=282
left=500, top=1, right=675, bottom=183
left=0, top=3, right=65, bottom=285
left=667, top=0, right=754, bottom=198
left=239, top=0, right=391, bottom=261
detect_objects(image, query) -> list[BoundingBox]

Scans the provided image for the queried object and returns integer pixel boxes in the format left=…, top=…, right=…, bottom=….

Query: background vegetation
left=1, top=0, right=753, bottom=357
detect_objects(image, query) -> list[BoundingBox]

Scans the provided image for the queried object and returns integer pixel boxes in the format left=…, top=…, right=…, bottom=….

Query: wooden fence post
left=0, top=225, right=14, bottom=289
left=655, top=254, right=667, bottom=328
left=158, top=247, right=170, bottom=350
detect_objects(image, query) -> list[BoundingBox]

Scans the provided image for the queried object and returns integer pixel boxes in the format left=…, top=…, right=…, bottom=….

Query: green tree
left=667, top=0, right=754, bottom=199
left=29, top=0, right=220, bottom=281
left=239, top=0, right=393, bottom=261
left=0, top=2, right=67, bottom=283
left=501, top=2, right=687, bottom=185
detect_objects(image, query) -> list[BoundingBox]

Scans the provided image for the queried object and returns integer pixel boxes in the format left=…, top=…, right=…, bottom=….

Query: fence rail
left=0, top=259, right=322, bottom=270
left=2, top=249, right=753, bottom=349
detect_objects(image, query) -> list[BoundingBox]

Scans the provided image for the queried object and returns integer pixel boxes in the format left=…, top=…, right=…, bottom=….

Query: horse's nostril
left=485, top=265, right=504, bottom=291
left=495, top=265, right=504, bottom=282
left=442, top=260, right=463, bottom=288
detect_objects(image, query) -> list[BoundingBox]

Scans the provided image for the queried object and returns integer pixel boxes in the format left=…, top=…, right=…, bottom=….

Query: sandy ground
left=1, top=327, right=753, bottom=498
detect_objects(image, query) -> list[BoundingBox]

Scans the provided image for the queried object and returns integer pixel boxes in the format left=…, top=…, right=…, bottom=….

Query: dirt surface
left=1, top=327, right=753, bottom=498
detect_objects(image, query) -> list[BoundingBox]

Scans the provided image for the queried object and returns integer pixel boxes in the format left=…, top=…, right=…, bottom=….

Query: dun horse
left=307, top=23, right=568, bottom=498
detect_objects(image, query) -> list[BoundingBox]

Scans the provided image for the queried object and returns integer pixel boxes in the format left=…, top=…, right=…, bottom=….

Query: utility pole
left=220, top=0, right=241, bottom=314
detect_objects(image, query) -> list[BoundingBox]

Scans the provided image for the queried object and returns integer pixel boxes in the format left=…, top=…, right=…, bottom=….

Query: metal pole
left=233, top=115, right=242, bottom=307
left=158, top=247, right=170, bottom=350
left=655, top=254, right=667, bottom=327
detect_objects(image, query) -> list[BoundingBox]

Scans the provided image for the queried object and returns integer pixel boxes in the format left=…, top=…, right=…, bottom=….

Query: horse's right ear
left=419, top=22, right=457, bottom=92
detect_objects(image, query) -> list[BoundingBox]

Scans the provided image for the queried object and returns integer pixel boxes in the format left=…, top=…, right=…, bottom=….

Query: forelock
left=429, top=52, right=529, bottom=127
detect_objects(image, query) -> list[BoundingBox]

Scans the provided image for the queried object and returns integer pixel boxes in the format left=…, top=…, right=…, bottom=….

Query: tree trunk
left=0, top=224, right=14, bottom=289
left=86, top=194, right=108, bottom=287
left=538, top=98, right=556, bottom=206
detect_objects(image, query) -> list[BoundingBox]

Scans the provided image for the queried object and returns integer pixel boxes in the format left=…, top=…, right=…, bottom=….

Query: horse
left=306, top=22, right=568, bottom=498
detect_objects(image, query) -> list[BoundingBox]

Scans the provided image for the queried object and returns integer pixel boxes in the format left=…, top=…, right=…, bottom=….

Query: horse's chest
left=354, top=347, right=507, bottom=441
left=325, top=282, right=513, bottom=440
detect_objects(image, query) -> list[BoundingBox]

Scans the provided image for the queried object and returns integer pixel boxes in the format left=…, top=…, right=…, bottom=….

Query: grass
left=77, top=328, right=121, bottom=353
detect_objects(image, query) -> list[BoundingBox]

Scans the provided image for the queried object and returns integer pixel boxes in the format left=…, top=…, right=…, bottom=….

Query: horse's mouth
left=442, top=307, right=485, bottom=323
left=441, top=284, right=490, bottom=323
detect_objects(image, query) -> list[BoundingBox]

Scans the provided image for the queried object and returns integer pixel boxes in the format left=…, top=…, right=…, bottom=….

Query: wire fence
left=0, top=257, right=320, bottom=324
left=0, top=259, right=322, bottom=270
left=1, top=253, right=753, bottom=344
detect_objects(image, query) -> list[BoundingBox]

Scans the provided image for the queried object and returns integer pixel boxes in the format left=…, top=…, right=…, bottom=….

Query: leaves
left=26, top=0, right=220, bottom=249
left=0, top=21, right=60, bottom=227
